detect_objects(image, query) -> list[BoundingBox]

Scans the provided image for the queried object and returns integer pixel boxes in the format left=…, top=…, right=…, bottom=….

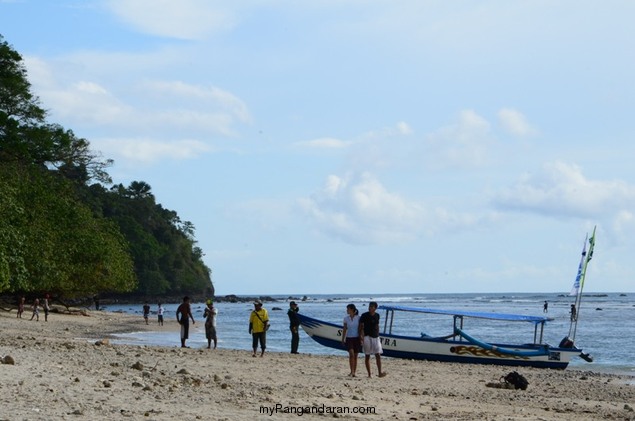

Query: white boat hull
left=298, top=314, right=582, bottom=369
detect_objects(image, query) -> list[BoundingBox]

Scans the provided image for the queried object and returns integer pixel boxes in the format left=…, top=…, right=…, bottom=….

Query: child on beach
left=157, top=303, right=164, bottom=326
left=30, top=298, right=40, bottom=321
left=143, top=302, right=150, bottom=325
left=17, top=296, right=25, bottom=318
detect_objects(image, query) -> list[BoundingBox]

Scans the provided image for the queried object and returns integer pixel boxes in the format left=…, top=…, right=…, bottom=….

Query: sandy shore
left=0, top=309, right=633, bottom=421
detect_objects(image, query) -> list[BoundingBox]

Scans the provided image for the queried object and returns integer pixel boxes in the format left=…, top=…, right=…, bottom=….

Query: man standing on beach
left=249, top=300, right=269, bottom=357
left=176, top=296, right=195, bottom=348
left=204, top=300, right=218, bottom=349
left=287, top=301, right=300, bottom=354
left=359, top=301, right=387, bottom=378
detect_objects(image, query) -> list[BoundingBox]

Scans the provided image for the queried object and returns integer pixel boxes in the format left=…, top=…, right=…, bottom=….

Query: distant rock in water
left=271, top=307, right=282, bottom=311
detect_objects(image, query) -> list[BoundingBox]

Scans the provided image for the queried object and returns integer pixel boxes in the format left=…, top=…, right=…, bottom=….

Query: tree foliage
left=0, top=34, right=213, bottom=300
left=86, top=182, right=213, bottom=296
left=0, top=163, right=135, bottom=296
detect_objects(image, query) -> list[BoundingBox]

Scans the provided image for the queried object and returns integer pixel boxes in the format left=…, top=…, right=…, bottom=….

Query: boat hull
left=298, top=313, right=581, bottom=369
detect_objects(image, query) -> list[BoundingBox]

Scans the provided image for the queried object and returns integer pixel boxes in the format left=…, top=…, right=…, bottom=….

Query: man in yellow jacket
left=249, top=300, right=269, bottom=357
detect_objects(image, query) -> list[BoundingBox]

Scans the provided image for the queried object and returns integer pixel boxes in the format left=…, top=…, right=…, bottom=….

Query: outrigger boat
left=298, top=306, right=588, bottom=369
left=298, top=227, right=596, bottom=369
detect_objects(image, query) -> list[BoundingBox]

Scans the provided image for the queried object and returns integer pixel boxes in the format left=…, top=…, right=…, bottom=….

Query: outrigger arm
left=454, top=327, right=550, bottom=357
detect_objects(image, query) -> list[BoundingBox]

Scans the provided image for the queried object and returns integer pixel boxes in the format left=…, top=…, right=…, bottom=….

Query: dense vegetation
left=0, top=35, right=213, bottom=301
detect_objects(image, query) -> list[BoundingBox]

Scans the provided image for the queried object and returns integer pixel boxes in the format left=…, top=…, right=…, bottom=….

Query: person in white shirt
left=341, top=304, right=361, bottom=377
left=204, top=300, right=218, bottom=349
left=157, top=303, right=164, bottom=326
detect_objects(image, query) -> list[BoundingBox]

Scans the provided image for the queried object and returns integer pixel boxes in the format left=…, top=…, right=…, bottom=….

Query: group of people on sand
left=251, top=298, right=387, bottom=378
left=342, top=301, right=387, bottom=378
left=175, top=297, right=218, bottom=349
left=144, top=296, right=388, bottom=378
left=142, top=302, right=167, bottom=326
left=140, top=297, right=218, bottom=349
left=16, top=294, right=51, bottom=322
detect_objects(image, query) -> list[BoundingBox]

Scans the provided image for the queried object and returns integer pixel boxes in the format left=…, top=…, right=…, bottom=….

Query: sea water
left=105, top=293, right=634, bottom=376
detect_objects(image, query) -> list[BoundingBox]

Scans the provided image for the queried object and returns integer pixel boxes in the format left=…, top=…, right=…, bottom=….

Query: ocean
left=105, top=292, right=634, bottom=376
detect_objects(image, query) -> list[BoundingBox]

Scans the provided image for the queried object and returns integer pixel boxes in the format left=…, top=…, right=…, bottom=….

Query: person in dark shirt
left=176, top=296, right=195, bottom=348
left=359, top=301, right=387, bottom=378
left=287, top=301, right=300, bottom=354
left=142, top=302, right=150, bottom=325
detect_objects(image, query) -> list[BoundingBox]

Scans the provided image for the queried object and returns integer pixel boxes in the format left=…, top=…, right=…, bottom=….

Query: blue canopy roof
left=378, top=304, right=553, bottom=323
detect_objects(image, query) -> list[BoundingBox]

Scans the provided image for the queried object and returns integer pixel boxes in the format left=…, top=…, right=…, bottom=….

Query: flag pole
left=567, top=233, right=587, bottom=338
left=571, top=226, right=596, bottom=341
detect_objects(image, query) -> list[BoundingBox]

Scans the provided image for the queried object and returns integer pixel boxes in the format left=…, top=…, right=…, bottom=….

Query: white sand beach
left=0, top=309, right=633, bottom=420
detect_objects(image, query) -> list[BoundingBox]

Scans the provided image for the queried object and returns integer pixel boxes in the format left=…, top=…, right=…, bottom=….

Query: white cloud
left=293, top=121, right=412, bottom=161
left=33, top=70, right=250, bottom=136
left=294, top=137, right=350, bottom=149
left=361, top=121, right=414, bottom=140
left=498, top=108, right=537, bottom=136
left=141, top=80, right=251, bottom=124
left=299, top=171, right=487, bottom=245
left=299, top=172, right=424, bottom=244
left=94, top=137, right=212, bottom=164
left=43, top=79, right=132, bottom=126
left=611, top=211, right=635, bottom=245
left=105, top=0, right=236, bottom=40
left=396, top=121, right=413, bottom=135
left=424, top=109, right=492, bottom=170
left=494, top=161, right=635, bottom=219
left=23, top=56, right=252, bottom=162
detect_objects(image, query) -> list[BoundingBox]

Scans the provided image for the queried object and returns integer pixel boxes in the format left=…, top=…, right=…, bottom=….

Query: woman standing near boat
left=341, top=304, right=361, bottom=377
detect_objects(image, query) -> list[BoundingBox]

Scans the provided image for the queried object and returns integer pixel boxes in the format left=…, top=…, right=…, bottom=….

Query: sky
left=1, top=1, right=634, bottom=295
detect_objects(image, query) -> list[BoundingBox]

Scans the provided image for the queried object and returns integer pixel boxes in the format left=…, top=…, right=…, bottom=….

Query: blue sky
left=2, top=0, right=634, bottom=295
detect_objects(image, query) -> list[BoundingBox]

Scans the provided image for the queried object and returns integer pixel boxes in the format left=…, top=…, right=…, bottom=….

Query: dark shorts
left=345, top=337, right=361, bottom=352
left=180, top=322, right=190, bottom=340
left=158, top=315, right=163, bottom=323
left=252, top=332, right=266, bottom=350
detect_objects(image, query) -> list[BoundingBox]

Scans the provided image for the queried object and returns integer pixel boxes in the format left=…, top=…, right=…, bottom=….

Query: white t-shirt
left=343, top=314, right=360, bottom=338
left=206, top=307, right=218, bottom=327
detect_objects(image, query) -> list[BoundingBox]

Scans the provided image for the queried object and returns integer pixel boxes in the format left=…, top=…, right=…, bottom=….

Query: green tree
left=102, top=182, right=212, bottom=297
left=1, top=34, right=212, bottom=299
left=0, top=163, right=136, bottom=296
left=0, top=35, right=112, bottom=183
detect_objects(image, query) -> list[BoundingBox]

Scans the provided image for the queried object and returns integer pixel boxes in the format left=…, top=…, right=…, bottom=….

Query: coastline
left=1, top=309, right=633, bottom=420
